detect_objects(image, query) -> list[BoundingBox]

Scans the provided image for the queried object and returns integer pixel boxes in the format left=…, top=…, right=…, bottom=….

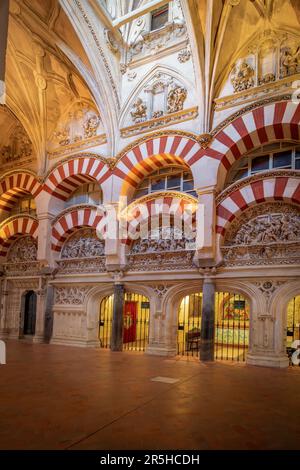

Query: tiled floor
left=0, top=340, right=300, bottom=450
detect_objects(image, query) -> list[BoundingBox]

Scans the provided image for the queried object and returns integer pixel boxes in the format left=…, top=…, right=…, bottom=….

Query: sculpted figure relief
left=167, top=85, right=187, bottom=113
left=130, top=98, right=147, bottom=122
left=231, top=60, right=255, bottom=92
left=131, top=226, right=194, bottom=254
left=281, top=46, right=300, bottom=77
left=83, top=114, right=100, bottom=138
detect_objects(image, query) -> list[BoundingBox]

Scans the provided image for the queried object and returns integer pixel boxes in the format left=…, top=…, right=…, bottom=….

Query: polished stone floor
left=0, top=340, right=300, bottom=450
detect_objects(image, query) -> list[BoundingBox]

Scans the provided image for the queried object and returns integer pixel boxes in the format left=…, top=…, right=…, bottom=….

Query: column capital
left=196, top=185, right=217, bottom=197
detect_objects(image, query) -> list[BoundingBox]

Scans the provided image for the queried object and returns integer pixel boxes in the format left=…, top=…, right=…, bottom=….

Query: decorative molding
left=74, top=0, right=120, bottom=110
left=128, top=251, right=196, bottom=272
left=120, top=106, right=198, bottom=138
left=61, top=228, right=105, bottom=259
left=56, top=257, right=106, bottom=274
left=48, top=134, right=107, bottom=159
left=54, top=286, right=90, bottom=305
left=215, top=78, right=298, bottom=112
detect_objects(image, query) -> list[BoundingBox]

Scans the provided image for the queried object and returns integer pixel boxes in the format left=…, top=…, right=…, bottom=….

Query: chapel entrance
left=286, top=296, right=300, bottom=365
left=99, top=293, right=150, bottom=352
left=177, top=291, right=250, bottom=361
left=23, top=291, right=37, bottom=336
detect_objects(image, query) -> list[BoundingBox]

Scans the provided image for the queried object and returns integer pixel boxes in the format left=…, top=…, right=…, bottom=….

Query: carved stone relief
left=61, top=228, right=105, bottom=259
left=222, top=203, right=300, bottom=266
left=130, top=226, right=195, bottom=254
left=50, top=102, right=101, bottom=149
left=7, top=236, right=37, bottom=262
left=1, top=124, right=33, bottom=164
left=130, top=98, right=147, bottom=123
left=128, top=250, right=196, bottom=272
left=231, top=60, right=255, bottom=93
left=54, top=286, right=90, bottom=305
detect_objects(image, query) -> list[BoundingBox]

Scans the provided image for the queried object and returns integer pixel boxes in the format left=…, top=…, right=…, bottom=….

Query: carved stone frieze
left=128, top=251, right=196, bottom=272
left=56, top=257, right=106, bottom=274
left=54, top=286, right=90, bottom=305
left=130, top=227, right=195, bottom=254
left=3, top=262, right=40, bottom=277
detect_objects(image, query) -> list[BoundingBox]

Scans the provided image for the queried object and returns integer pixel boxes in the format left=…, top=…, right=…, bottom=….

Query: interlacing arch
left=51, top=207, right=106, bottom=252
left=43, top=155, right=110, bottom=201
left=0, top=171, right=42, bottom=213
left=216, top=174, right=300, bottom=237
left=122, top=193, right=197, bottom=245
left=114, top=133, right=201, bottom=197
left=0, top=215, right=38, bottom=257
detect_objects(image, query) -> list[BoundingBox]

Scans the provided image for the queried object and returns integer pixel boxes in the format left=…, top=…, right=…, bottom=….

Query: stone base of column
left=246, top=352, right=289, bottom=368
left=199, top=339, right=214, bottom=361
left=32, top=334, right=46, bottom=344
left=50, top=337, right=100, bottom=348
left=146, top=344, right=177, bottom=356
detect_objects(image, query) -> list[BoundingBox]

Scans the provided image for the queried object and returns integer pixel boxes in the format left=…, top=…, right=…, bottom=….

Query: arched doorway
left=286, top=296, right=300, bottom=362
left=99, top=292, right=150, bottom=352
left=177, top=291, right=250, bottom=361
left=23, top=291, right=37, bottom=336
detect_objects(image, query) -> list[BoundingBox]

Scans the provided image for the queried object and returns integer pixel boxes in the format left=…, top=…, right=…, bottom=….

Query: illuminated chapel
left=0, top=0, right=299, bottom=368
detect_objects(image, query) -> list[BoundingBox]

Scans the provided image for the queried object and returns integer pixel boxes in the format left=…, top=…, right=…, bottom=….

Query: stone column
left=200, top=277, right=216, bottom=361
left=111, top=283, right=124, bottom=351
left=0, top=0, right=9, bottom=104
left=33, top=277, right=54, bottom=344
left=194, top=185, right=216, bottom=266
left=37, top=212, right=56, bottom=266
left=0, top=278, right=8, bottom=338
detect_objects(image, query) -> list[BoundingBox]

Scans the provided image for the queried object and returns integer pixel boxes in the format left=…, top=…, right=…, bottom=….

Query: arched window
left=65, top=182, right=102, bottom=208
left=133, top=166, right=196, bottom=201
left=10, top=195, right=36, bottom=217
left=226, top=142, right=300, bottom=187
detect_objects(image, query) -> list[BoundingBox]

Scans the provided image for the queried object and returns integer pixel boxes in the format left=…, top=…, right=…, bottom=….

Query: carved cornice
left=216, top=170, right=300, bottom=205
left=48, top=133, right=107, bottom=159
left=120, top=106, right=198, bottom=139
left=214, top=76, right=299, bottom=112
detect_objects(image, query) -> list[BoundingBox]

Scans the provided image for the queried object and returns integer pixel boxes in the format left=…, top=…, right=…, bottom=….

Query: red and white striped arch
left=51, top=207, right=105, bottom=252
left=207, top=101, right=300, bottom=187
left=0, top=172, right=42, bottom=213
left=216, top=175, right=300, bottom=237
left=122, top=194, right=197, bottom=244
left=114, top=135, right=201, bottom=197
left=0, top=216, right=38, bottom=257
left=44, top=156, right=110, bottom=201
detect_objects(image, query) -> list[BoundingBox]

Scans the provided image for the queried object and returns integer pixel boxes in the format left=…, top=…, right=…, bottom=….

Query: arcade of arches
left=0, top=0, right=300, bottom=370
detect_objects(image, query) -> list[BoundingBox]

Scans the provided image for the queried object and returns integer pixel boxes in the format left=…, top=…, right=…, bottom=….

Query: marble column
left=200, top=277, right=216, bottom=361
left=111, top=283, right=124, bottom=351
left=0, top=0, right=9, bottom=103
left=194, top=185, right=216, bottom=265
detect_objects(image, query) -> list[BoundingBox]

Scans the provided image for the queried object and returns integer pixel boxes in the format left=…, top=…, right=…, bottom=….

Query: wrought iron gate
left=98, top=293, right=150, bottom=352
left=99, top=295, right=113, bottom=348
left=177, top=293, right=202, bottom=356
left=177, top=292, right=249, bottom=361
left=286, top=296, right=300, bottom=365
left=215, top=292, right=249, bottom=362
left=122, top=293, right=150, bottom=352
